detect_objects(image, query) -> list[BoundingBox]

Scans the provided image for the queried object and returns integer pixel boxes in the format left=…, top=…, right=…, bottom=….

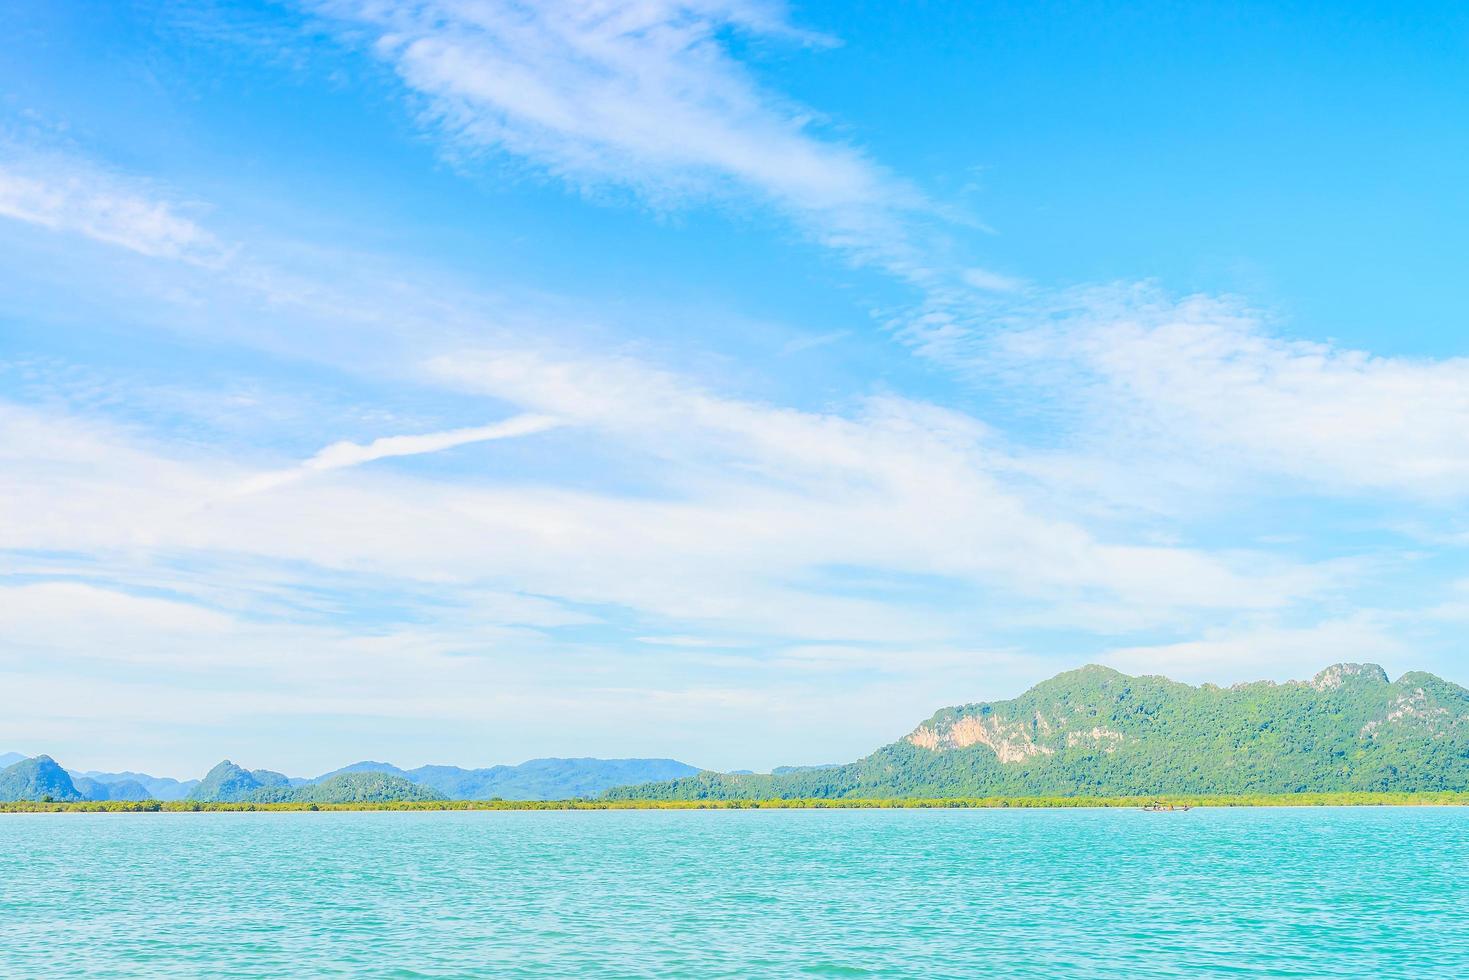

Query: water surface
left=2, top=807, right=1465, bottom=977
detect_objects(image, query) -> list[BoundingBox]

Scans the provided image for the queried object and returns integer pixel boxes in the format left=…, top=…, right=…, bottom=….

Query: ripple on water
left=0, top=807, right=1466, bottom=978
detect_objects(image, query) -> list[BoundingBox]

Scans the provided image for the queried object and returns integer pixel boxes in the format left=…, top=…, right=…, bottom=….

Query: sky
left=2, top=0, right=1467, bottom=778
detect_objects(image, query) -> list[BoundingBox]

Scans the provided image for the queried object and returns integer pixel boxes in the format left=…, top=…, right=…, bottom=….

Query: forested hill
left=606, top=663, right=1469, bottom=800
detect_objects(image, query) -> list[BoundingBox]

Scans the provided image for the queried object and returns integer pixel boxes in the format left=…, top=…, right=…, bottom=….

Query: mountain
left=0, top=756, right=83, bottom=802
left=312, top=761, right=406, bottom=782
left=416, top=757, right=701, bottom=799
left=71, top=775, right=152, bottom=801
left=187, top=761, right=294, bottom=802
left=607, top=664, right=1469, bottom=800
left=2, top=755, right=702, bottom=802
left=251, top=772, right=446, bottom=804
left=75, top=771, right=199, bottom=801
left=0, top=752, right=26, bottom=768
left=313, top=757, right=701, bottom=800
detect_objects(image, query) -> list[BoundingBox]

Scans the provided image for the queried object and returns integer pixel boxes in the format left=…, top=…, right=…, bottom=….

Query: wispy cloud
left=0, top=350, right=1328, bottom=678
left=961, top=267, right=1025, bottom=293
left=1100, top=614, right=1406, bottom=685
left=0, top=147, right=1410, bottom=651
left=0, top=154, right=228, bottom=265
left=316, top=0, right=899, bottom=209
left=420, top=346, right=1325, bottom=617
left=237, top=413, right=561, bottom=493
left=298, top=3, right=1469, bottom=511
left=2, top=141, right=1459, bottom=770
left=908, top=284, right=1469, bottom=501
left=310, top=0, right=952, bottom=288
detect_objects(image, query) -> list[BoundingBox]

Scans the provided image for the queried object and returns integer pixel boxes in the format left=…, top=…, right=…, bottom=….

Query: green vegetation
left=75, top=771, right=198, bottom=800
left=71, top=775, right=152, bottom=801
left=187, top=760, right=293, bottom=802
left=0, top=755, right=83, bottom=802
left=187, top=764, right=443, bottom=803
left=608, top=663, right=1469, bottom=801
left=3, top=792, right=1467, bottom=813
left=250, top=771, right=447, bottom=803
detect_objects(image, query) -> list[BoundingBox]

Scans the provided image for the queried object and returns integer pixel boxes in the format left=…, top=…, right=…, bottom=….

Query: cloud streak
left=0, top=155, right=227, bottom=265
left=318, top=0, right=899, bottom=207
left=237, top=413, right=561, bottom=494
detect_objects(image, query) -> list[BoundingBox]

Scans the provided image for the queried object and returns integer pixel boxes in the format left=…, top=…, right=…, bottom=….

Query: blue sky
left=2, top=0, right=1467, bottom=777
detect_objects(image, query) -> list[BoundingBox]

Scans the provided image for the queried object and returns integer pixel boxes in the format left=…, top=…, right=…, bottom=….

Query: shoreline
left=4, top=792, right=1469, bottom=813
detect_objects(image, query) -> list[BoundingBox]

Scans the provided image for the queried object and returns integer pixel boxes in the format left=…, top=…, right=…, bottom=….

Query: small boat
left=1141, top=801, right=1193, bottom=812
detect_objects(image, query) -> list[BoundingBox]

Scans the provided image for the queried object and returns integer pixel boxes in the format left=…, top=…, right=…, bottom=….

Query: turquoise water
left=2, top=808, right=1466, bottom=978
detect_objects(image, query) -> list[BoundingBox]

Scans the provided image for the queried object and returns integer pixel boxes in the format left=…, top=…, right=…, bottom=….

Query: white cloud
left=906, top=284, right=1469, bottom=502
left=309, top=0, right=951, bottom=288
left=237, top=413, right=561, bottom=493
left=412, top=350, right=1325, bottom=617
left=0, top=155, right=227, bottom=265
left=0, top=351, right=1325, bottom=668
left=302, top=415, right=559, bottom=470
left=636, top=634, right=742, bottom=648
left=962, top=267, right=1024, bottom=293
left=327, top=0, right=1467, bottom=513
left=1100, top=615, right=1405, bottom=685
left=316, top=0, right=900, bottom=210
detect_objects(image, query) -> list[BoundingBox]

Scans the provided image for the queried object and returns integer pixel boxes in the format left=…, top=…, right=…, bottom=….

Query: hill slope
left=251, top=772, right=446, bottom=803
left=71, top=775, right=152, bottom=801
left=607, top=663, right=1469, bottom=800
left=0, top=756, right=83, bottom=802
left=187, top=761, right=294, bottom=802
left=74, top=770, right=199, bottom=801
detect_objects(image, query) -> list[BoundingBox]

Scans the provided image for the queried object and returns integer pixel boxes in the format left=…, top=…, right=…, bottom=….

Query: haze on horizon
left=2, top=1, right=1467, bottom=777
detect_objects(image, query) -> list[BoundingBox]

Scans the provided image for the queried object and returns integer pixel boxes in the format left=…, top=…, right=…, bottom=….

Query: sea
left=1, top=806, right=1465, bottom=978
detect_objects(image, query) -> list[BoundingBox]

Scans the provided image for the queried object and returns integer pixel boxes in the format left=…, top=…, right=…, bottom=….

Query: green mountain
left=607, top=663, right=1469, bottom=800
left=74, top=771, right=199, bottom=801
left=2, top=755, right=703, bottom=802
left=0, top=755, right=83, bottom=802
left=312, top=760, right=406, bottom=781
left=71, top=775, right=152, bottom=801
left=312, top=757, right=701, bottom=800
left=187, top=761, right=293, bottom=802
left=250, top=771, right=447, bottom=803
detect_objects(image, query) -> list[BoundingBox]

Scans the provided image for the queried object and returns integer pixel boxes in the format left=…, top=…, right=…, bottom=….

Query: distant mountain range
left=10, top=663, right=1467, bottom=805
left=607, top=663, right=1469, bottom=800
left=250, top=771, right=448, bottom=804
left=75, top=770, right=200, bottom=801
left=0, top=754, right=700, bottom=803
left=305, top=758, right=701, bottom=801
